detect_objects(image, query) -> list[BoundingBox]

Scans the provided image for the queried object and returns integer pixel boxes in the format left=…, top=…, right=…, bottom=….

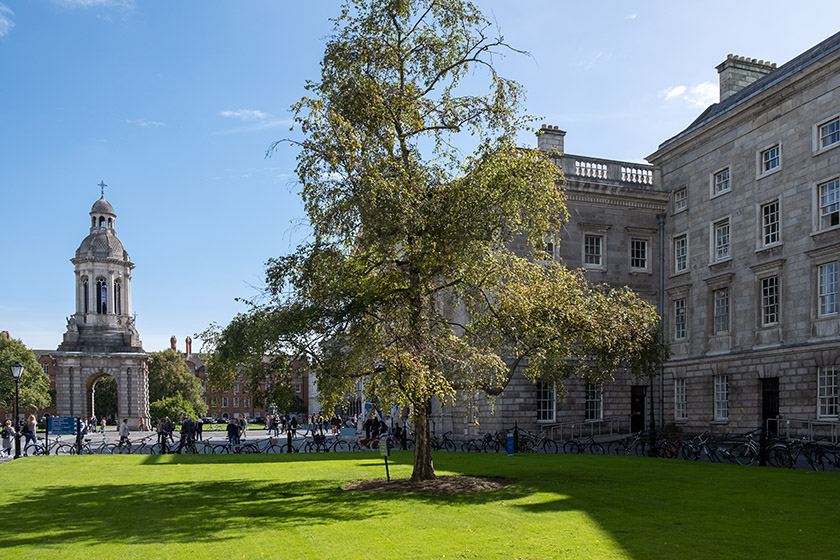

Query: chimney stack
left=716, top=55, right=776, bottom=102
left=170, top=335, right=177, bottom=351
left=536, top=124, right=566, bottom=153
left=186, top=336, right=192, bottom=356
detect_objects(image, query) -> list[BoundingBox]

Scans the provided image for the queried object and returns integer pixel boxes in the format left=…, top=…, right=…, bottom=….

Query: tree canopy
left=205, top=0, right=664, bottom=481
left=0, top=336, right=51, bottom=414
left=147, top=349, right=206, bottom=417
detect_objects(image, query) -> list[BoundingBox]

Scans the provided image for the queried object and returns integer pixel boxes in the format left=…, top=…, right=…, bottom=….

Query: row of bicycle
left=20, top=432, right=412, bottom=456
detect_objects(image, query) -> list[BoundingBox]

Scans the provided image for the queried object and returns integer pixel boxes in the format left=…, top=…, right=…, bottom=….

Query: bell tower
left=52, top=185, right=150, bottom=429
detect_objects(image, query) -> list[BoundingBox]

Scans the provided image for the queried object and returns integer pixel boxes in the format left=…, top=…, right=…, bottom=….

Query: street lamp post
left=9, top=361, right=24, bottom=459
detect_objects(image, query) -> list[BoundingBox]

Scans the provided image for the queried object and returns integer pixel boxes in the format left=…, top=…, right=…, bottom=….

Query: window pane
left=762, top=201, right=780, bottom=245
left=631, top=239, right=647, bottom=269
left=714, top=169, right=730, bottom=194
left=821, top=118, right=840, bottom=149
left=762, top=276, right=779, bottom=325
left=584, top=235, right=602, bottom=266
left=674, top=298, right=686, bottom=340
left=714, top=375, right=728, bottom=420
left=820, top=262, right=839, bottom=316
left=714, top=288, right=729, bottom=334
left=819, top=366, right=839, bottom=418
left=714, top=219, right=730, bottom=261
left=674, top=236, right=687, bottom=273
left=674, top=379, right=687, bottom=419
left=762, top=145, right=780, bottom=172
left=820, top=179, right=840, bottom=230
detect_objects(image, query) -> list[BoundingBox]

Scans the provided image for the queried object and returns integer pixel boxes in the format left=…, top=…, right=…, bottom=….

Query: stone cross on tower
left=98, top=181, right=107, bottom=197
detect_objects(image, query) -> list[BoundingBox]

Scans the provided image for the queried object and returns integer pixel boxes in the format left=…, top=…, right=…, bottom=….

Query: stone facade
left=50, top=194, right=150, bottom=429
left=648, top=30, right=840, bottom=436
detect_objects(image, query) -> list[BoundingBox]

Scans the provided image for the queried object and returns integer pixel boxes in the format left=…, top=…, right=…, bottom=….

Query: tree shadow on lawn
left=0, top=456, right=530, bottom=549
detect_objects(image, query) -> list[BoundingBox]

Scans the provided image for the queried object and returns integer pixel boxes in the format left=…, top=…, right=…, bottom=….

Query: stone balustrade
left=548, top=153, right=661, bottom=189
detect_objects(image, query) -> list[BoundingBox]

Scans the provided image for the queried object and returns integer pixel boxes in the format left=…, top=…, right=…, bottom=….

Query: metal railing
left=767, top=417, right=840, bottom=444
left=539, top=415, right=630, bottom=441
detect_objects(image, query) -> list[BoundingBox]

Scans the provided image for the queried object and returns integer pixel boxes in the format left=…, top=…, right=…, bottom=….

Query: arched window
left=83, top=278, right=89, bottom=313
left=91, top=217, right=96, bottom=228
left=108, top=218, right=113, bottom=228
left=99, top=217, right=105, bottom=228
left=96, top=279, right=107, bottom=314
left=114, top=279, right=122, bottom=315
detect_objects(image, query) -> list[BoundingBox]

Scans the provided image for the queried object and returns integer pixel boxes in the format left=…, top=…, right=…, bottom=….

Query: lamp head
left=9, top=361, right=24, bottom=381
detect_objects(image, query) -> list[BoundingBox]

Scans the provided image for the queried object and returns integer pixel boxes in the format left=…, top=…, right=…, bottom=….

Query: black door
left=762, top=377, right=780, bottom=435
left=630, top=385, right=646, bottom=432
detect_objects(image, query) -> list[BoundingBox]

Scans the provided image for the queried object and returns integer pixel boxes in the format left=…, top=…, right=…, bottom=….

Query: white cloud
left=625, top=13, right=637, bottom=20
left=658, top=82, right=718, bottom=108
left=579, top=51, right=604, bottom=71
left=219, top=109, right=272, bottom=121
left=52, top=0, right=135, bottom=8
left=0, top=4, right=14, bottom=38
left=127, top=119, right=165, bottom=128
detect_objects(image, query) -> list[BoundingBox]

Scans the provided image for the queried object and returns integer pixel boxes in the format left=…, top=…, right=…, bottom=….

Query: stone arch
left=87, top=372, right=118, bottom=424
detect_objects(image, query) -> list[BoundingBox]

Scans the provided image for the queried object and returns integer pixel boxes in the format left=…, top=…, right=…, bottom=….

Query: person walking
left=1, top=420, right=14, bottom=456
left=21, top=414, right=37, bottom=452
left=240, top=416, right=248, bottom=440
left=195, top=417, right=204, bottom=441
left=100, top=417, right=107, bottom=434
left=118, top=418, right=130, bottom=450
left=226, top=418, right=240, bottom=447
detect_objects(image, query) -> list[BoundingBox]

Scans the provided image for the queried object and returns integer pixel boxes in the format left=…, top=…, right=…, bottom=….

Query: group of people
left=1, top=415, right=38, bottom=456
left=153, top=415, right=205, bottom=453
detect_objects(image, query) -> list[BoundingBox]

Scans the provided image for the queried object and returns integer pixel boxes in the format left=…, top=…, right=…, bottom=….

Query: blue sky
left=2, top=0, right=839, bottom=353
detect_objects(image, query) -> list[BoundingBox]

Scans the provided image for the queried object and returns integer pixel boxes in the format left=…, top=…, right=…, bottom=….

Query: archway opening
left=88, top=374, right=118, bottom=426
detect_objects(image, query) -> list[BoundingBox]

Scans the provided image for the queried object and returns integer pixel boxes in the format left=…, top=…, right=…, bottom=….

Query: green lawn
left=1, top=452, right=838, bottom=559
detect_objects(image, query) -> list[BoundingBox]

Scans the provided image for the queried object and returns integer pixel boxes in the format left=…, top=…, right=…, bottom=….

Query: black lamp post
left=9, top=361, right=24, bottom=459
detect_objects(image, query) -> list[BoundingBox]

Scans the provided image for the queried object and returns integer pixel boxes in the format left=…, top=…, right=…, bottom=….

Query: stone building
left=431, top=127, right=670, bottom=439
left=49, top=193, right=150, bottom=429
left=649, top=30, right=840, bottom=437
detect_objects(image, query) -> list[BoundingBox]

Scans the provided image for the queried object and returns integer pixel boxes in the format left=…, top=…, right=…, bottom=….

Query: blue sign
left=507, top=432, right=514, bottom=456
left=48, top=417, right=78, bottom=436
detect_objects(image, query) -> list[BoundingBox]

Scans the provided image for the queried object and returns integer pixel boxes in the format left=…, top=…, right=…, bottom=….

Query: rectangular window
left=761, top=200, right=780, bottom=246
left=713, top=288, right=730, bottom=334
left=714, top=375, right=729, bottom=420
left=674, top=379, right=687, bottom=420
left=536, top=381, right=556, bottom=422
left=585, top=383, right=603, bottom=421
left=630, top=239, right=648, bottom=270
left=294, top=383, right=302, bottom=393
left=714, top=219, right=730, bottom=261
left=233, top=382, right=239, bottom=394
left=761, top=276, right=779, bottom=326
left=820, top=117, right=840, bottom=149
left=584, top=235, right=602, bottom=267
left=674, top=235, right=688, bottom=273
left=713, top=168, right=730, bottom=195
left=674, top=188, right=687, bottom=212
left=819, top=178, right=840, bottom=230
left=762, top=144, right=780, bottom=173
left=244, top=396, right=250, bottom=408
left=233, top=396, right=239, bottom=408
left=674, top=298, right=687, bottom=340
left=222, top=396, right=228, bottom=408
left=818, top=366, right=839, bottom=418
left=819, top=262, right=839, bottom=316
left=544, top=241, right=554, bottom=261
left=42, top=363, right=49, bottom=375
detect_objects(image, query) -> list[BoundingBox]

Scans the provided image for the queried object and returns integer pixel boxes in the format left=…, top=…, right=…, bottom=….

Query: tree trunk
left=411, top=404, right=435, bottom=482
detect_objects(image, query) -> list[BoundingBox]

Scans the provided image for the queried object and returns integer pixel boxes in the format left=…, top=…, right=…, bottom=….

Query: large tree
left=147, top=349, right=206, bottom=417
left=0, top=336, right=51, bottom=415
left=206, top=0, right=663, bottom=481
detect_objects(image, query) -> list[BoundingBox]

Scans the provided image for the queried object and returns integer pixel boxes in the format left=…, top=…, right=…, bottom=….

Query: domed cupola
left=74, top=194, right=129, bottom=262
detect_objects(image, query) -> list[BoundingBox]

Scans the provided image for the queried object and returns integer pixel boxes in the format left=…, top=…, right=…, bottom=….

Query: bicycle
left=769, top=436, right=826, bottom=470
left=23, top=436, right=49, bottom=456
left=212, top=440, right=258, bottom=454
left=430, top=431, right=457, bottom=452
left=562, top=435, right=604, bottom=455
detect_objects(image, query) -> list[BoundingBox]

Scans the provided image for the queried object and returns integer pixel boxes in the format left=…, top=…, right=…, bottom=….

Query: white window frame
left=711, top=217, right=731, bottom=263
left=757, top=142, right=782, bottom=178
left=583, top=234, right=604, bottom=269
left=673, top=234, right=688, bottom=275
left=817, top=177, right=840, bottom=232
left=819, top=262, right=839, bottom=317
left=42, top=363, right=49, bottom=375
left=536, top=381, right=556, bottom=423
left=814, top=115, right=840, bottom=155
left=818, top=366, right=839, bottom=418
left=673, top=298, right=687, bottom=341
left=760, top=199, right=781, bottom=248
left=711, top=167, right=731, bottom=198
left=674, top=378, right=687, bottom=420
left=714, top=375, right=729, bottom=421
left=222, top=396, right=228, bottom=408
left=630, top=238, right=648, bottom=272
left=673, top=187, right=687, bottom=213
left=761, top=275, right=780, bottom=326
left=233, top=396, right=239, bottom=408
left=713, top=287, right=730, bottom=334
left=584, top=383, right=603, bottom=421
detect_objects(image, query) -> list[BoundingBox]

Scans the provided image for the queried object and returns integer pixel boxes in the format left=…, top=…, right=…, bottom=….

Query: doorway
left=762, top=377, right=780, bottom=435
left=630, top=385, right=647, bottom=432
